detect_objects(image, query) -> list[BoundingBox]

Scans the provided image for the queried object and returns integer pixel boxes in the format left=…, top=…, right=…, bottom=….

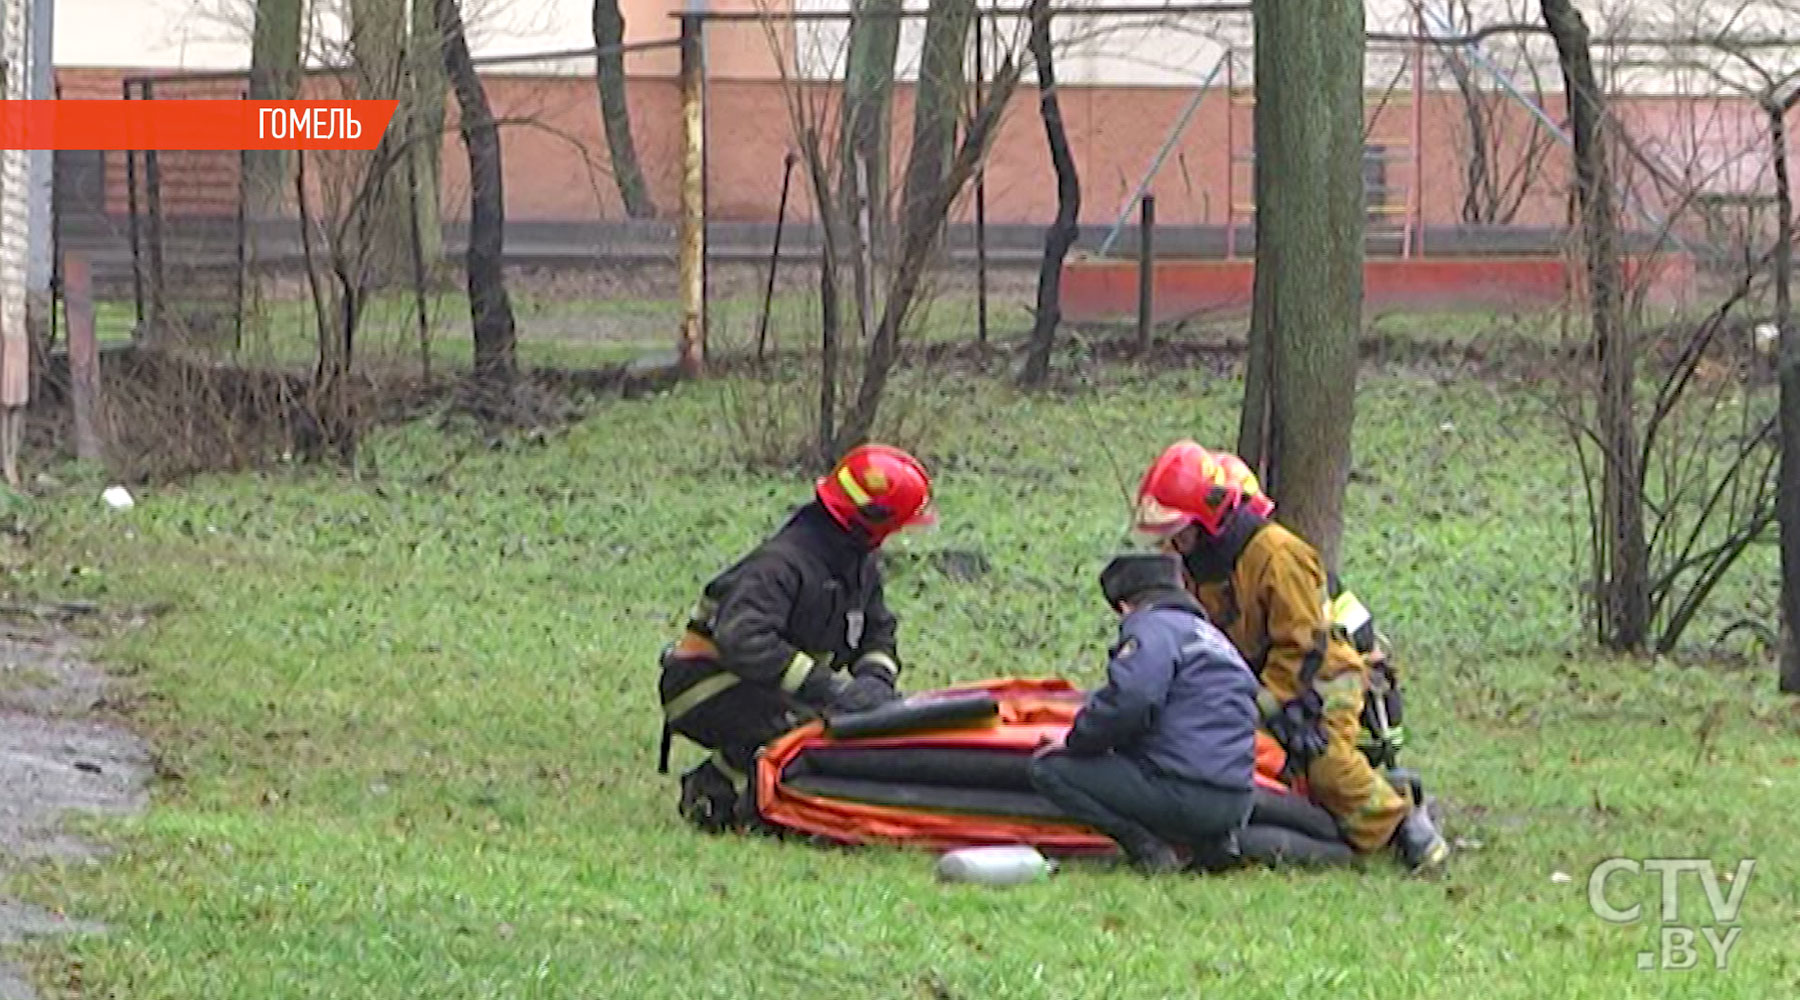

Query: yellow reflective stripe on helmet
left=780, top=651, right=818, bottom=693
left=836, top=467, right=872, bottom=507
left=663, top=672, right=740, bottom=723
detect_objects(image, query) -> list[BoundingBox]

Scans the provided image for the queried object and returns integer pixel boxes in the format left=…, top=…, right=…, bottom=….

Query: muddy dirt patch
left=0, top=614, right=152, bottom=1000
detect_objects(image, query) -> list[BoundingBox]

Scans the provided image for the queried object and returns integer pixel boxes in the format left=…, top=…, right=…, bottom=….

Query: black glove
left=1266, top=691, right=1329, bottom=776
left=831, top=673, right=903, bottom=714
left=849, top=652, right=901, bottom=689
left=794, top=661, right=850, bottom=709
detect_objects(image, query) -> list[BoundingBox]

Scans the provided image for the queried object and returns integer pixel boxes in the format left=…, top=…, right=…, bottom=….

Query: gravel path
left=0, top=615, right=151, bottom=1000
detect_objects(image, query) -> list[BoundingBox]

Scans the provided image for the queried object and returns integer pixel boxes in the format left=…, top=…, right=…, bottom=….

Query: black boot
left=1390, top=799, right=1451, bottom=874
left=677, top=760, right=742, bottom=834
left=1121, top=835, right=1185, bottom=875
left=1187, top=830, right=1245, bottom=874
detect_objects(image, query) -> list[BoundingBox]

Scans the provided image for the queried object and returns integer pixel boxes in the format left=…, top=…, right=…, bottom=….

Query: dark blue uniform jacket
left=1064, top=595, right=1261, bottom=791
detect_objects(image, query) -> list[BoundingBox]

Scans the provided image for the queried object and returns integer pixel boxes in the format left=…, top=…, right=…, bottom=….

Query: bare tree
left=346, top=0, right=415, bottom=285
left=1524, top=5, right=1800, bottom=660
left=246, top=0, right=305, bottom=219
left=836, top=0, right=987, bottom=453
left=1772, top=86, right=1800, bottom=691
left=1237, top=0, right=1367, bottom=571
left=437, top=0, right=517, bottom=397
left=1022, top=0, right=1078, bottom=388
left=760, top=0, right=1028, bottom=465
left=408, top=0, right=448, bottom=264
left=1542, top=0, right=1650, bottom=651
left=841, top=0, right=904, bottom=245
left=1431, top=0, right=1558, bottom=224
left=594, top=0, right=656, bottom=219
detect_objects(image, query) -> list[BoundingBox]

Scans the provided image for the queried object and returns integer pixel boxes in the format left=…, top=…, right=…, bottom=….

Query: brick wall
left=44, top=66, right=1798, bottom=241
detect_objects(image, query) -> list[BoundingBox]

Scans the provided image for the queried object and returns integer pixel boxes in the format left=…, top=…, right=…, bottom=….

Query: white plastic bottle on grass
left=935, top=845, right=1056, bottom=887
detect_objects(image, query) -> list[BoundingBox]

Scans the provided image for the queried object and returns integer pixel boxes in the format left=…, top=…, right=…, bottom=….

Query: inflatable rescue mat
left=755, top=677, right=1355, bottom=864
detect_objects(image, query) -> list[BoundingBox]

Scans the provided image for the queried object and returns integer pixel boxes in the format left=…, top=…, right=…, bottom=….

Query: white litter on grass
left=100, top=486, right=134, bottom=510
left=1550, top=871, right=1573, bottom=884
left=936, top=845, right=1056, bottom=887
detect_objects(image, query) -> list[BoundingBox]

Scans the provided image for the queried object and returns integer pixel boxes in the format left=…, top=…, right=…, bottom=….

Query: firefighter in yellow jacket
left=1132, top=440, right=1450, bottom=872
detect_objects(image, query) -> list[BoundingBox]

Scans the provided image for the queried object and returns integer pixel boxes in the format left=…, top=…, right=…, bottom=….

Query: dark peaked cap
left=1099, top=552, right=1186, bottom=608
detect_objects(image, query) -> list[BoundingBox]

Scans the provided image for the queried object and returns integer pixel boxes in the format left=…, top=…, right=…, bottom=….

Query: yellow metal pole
left=677, top=13, right=706, bottom=377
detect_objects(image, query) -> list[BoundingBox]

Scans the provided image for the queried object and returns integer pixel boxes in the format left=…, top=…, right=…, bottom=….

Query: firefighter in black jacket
left=659, top=444, right=938, bottom=832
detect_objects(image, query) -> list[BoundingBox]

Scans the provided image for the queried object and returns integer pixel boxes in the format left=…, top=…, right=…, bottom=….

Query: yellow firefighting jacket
left=1190, top=521, right=1369, bottom=715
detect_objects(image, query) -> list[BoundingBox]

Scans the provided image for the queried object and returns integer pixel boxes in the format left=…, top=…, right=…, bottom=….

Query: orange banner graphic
left=0, top=100, right=400, bottom=150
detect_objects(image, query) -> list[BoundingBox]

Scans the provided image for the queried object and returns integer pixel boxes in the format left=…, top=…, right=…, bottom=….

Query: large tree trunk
left=1542, top=0, right=1648, bottom=651
left=409, top=0, right=447, bottom=266
left=1021, top=0, right=1077, bottom=388
left=1770, top=95, right=1800, bottom=692
left=438, top=0, right=517, bottom=393
left=246, top=0, right=304, bottom=220
left=593, top=0, right=656, bottom=219
left=1235, top=0, right=1365, bottom=572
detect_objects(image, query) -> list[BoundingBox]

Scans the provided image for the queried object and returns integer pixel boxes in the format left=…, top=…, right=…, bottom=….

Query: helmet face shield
left=1131, top=493, right=1194, bottom=541
left=1135, top=439, right=1245, bottom=537
left=897, top=497, right=938, bottom=534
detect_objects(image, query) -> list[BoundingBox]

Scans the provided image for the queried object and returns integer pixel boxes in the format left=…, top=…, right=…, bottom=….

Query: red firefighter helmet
left=1215, top=450, right=1276, bottom=519
left=1132, top=439, right=1245, bottom=539
left=817, top=444, right=937, bottom=545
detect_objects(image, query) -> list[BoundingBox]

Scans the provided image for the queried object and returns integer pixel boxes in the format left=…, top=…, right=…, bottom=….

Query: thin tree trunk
left=898, top=0, right=973, bottom=244
left=830, top=0, right=978, bottom=449
left=1236, top=6, right=1274, bottom=473
left=594, top=0, right=656, bottom=219
left=1022, top=0, right=1077, bottom=388
left=1542, top=0, right=1648, bottom=651
left=1769, top=95, right=1800, bottom=692
left=350, top=0, right=411, bottom=287
left=409, top=0, right=447, bottom=265
left=246, top=0, right=304, bottom=220
left=1236, top=0, right=1365, bottom=571
left=438, top=0, right=517, bottom=393
left=841, top=0, right=902, bottom=246
left=1444, top=51, right=1498, bottom=225
left=800, top=128, right=844, bottom=466
left=837, top=45, right=1022, bottom=452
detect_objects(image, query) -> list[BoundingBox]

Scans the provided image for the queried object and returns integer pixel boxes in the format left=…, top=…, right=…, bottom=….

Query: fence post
left=141, top=77, right=166, bottom=342
left=123, top=80, right=146, bottom=334
left=64, top=252, right=102, bottom=463
left=757, top=151, right=797, bottom=367
left=677, top=13, right=707, bottom=377
left=1137, top=194, right=1156, bottom=354
left=973, top=10, right=989, bottom=346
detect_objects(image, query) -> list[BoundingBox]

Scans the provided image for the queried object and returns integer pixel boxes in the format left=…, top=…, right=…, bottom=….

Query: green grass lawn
left=4, top=357, right=1798, bottom=998
left=76, top=286, right=1040, bottom=374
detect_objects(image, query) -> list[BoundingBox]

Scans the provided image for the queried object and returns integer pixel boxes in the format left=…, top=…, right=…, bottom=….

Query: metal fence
left=80, top=3, right=1800, bottom=373
left=122, top=73, right=248, bottom=350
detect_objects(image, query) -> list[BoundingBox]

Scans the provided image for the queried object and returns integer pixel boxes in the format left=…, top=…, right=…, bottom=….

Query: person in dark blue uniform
left=1029, top=552, right=1261, bottom=873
